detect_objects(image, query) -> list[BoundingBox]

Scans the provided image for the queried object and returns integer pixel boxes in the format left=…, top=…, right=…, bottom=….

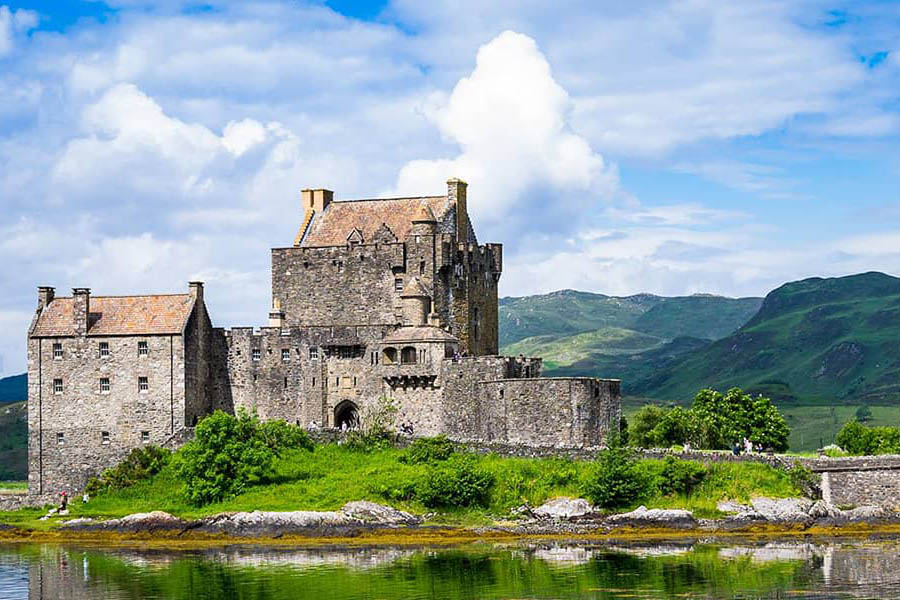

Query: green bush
left=417, top=455, right=494, bottom=508
left=786, top=461, right=821, bottom=499
left=581, top=445, right=650, bottom=509
left=628, top=405, right=666, bottom=448
left=174, top=410, right=312, bottom=506
left=346, top=396, right=398, bottom=451
left=400, top=435, right=457, bottom=464
left=656, top=456, right=706, bottom=496
left=85, top=446, right=171, bottom=495
left=836, top=420, right=900, bottom=455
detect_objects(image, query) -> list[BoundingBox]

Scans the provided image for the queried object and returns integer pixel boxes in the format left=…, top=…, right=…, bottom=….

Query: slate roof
left=301, top=196, right=449, bottom=247
left=31, top=294, right=195, bottom=337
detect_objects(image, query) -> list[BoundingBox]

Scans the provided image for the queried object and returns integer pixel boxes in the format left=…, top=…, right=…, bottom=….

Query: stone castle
left=27, top=178, right=621, bottom=493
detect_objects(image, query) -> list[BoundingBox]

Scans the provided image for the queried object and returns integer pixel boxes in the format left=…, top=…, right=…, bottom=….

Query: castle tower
left=400, top=277, right=431, bottom=326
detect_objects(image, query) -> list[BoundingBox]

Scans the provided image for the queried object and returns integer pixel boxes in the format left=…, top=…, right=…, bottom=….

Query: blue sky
left=0, top=0, right=898, bottom=375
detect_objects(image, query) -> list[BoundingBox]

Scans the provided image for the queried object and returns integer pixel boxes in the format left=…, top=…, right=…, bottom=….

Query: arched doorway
left=334, top=400, right=359, bottom=431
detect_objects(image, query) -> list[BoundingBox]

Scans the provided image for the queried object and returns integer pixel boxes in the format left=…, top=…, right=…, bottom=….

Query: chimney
left=189, top=281, right=204, bottom=302
left=302, top=188, right=333, bottom=213
left=269, top=298, right=285, bottom=328
left=72, top=288, right=90, bottom=337
left=448, top=178, right=468, bottom=247
left=37, top=286, right=55, bottom=311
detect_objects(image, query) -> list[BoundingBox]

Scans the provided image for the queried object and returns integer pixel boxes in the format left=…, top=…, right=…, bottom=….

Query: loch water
left=2, top=538, right=900, bottom=599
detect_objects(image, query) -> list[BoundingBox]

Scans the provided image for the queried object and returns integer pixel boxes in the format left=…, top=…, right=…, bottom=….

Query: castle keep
left=27, top=179, right=621, bottom=493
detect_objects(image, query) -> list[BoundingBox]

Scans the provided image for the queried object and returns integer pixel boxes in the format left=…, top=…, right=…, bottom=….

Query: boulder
left=717, top=501, right=751, bottom=514
left=807, top=500, right=840, bottom=519
left=749, top=498, right=813, bottom=522
left=606, top=506, right=696, bottom=529
left=842, top=505, right=890, bottom=520
left=533, top=497, right=594, bottom=520
left=199, top=510, right=353, bottom=536
left=341, top=501, right=422, bottom=525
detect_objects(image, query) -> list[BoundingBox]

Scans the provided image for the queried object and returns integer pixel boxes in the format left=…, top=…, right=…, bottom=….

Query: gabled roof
left=400, top=277, right=430, bottom=298
left=301, top=196, right=449, bottom=247
left=31, top=294, right=195, bottom=337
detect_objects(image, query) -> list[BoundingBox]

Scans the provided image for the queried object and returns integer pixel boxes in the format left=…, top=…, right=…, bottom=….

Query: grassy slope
left=502, top=328, right=667, bottom=370
left=638, top=272, right=900, bottom=404
left=0, top=444, right=799, bottom=528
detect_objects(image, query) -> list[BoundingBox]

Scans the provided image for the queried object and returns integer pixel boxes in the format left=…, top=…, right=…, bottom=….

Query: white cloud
left=0, top=5, right=37, bottom=57
left=391, top=31, right=618, bottom=235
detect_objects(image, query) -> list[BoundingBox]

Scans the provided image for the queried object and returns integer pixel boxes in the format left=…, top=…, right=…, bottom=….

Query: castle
left=27, top=179, right=621, bottom=493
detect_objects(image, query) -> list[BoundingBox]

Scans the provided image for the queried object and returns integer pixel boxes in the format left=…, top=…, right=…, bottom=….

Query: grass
left=0, top=481, right=27, bottom=491
left=0, top=443, right=801, bottom=530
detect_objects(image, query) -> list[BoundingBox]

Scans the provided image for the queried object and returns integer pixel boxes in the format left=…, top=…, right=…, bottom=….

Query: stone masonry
left=27, top=178, right=621, bottom=493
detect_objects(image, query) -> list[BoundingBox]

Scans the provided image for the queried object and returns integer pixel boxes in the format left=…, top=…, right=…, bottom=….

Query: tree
left=628, top=405, right=666, bottom=448
left=688, top=388, right=789, bottom=452
left=581, top=443, right=650, bottom=509
left=855, top=405, right=873, bottom=423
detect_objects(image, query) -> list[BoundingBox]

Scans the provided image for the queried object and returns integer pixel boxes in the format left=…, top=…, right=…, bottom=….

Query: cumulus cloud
left=391, top=31, right=617, bottom=238
left=0, top=5, right=37, bottom=57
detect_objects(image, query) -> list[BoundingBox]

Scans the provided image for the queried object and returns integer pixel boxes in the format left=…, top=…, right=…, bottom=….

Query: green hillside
left=503, top=327, right=668, bottom=370
left=0, top=401, right=26, bottom=481
left=637, top=272, right=900, bottom=405
left=0, top=373, right=26, bottom=404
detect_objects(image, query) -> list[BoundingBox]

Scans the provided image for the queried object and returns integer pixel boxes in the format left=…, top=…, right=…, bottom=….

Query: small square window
left=141, top=431, right=150, bottom=443
left=138, top=341, right=149, bottom=356
left=309, top=346, right=319, bottom=360
left=281, top=349, right=290, bottom=362
left=99, top=378, right=110, bottom=393
left=394, top=278, right=404, bottom=291
left=252, top=348, right=261, bottom=361
left=53, top=343, right=63, bottom=359
left=53, top=379, right=63, bottom=394
left=99, top=342, right=109, bottom=357
left=138, top=377, right=149, bottom=392
left=56, top=432, right=65, bottom=445
left=101, top=431, right=110, bottom=445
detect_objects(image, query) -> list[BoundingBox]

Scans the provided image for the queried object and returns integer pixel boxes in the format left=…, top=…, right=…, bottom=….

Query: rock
left=842, top=505, right=890, bottom=520
left=197, top=510, right=354, bottom=537
left=60, top=518, right=94, bottom=527
left=606, top=506, right=696, bottom=529
left=717, top=501, right=751, bottom=514
left=533, top=497, right=594, bottom=520
left=341, top=501, right=421, bottom=525
left=749, top=498, right=814, bottom=522
left=807, top=500, right=840, bottom=519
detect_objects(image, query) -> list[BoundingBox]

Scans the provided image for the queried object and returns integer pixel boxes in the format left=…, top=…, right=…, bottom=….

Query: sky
left=0, top=0, right=899, bottom=375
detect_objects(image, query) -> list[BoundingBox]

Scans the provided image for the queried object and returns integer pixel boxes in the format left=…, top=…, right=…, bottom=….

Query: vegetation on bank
left=0, top=411, right=804, bottom=530
left=626, top=387, right=790, bottom=451
left=834, top=419, right=900, bottom=455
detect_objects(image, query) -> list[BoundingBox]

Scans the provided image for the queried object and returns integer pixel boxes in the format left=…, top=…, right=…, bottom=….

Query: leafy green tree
left=174, top=410, right=311, bottom=505
left=652, top=406, right=694, bottom=448
left=855, top=404, right=873, bottom=422
left=628, top=405, right=666, bottom=448
left=835, top=420, right=872, bottom=455
left=689, top=388, right=789, bottom=451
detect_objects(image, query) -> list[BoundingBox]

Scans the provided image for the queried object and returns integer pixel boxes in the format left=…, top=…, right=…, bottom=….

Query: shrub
left=417, top=455, right=494, bottom=508
left=657, top=456, right=706, bottom=496
left=581, top=445, right=650, bottom=509
left=85, top=446, right=171, bottom=495
left=174, top=410, right=311, bottom=505
left=628, top=405, right=666, bottom=448
left=786, top=461, right=821, bottom=499
left=690, top=388, right=789, bottom=451
left=400, top=435, right=457, bottom=464
left=835, top=420, right=871, bottom=455
left=346, top=396, right=398, bottom=451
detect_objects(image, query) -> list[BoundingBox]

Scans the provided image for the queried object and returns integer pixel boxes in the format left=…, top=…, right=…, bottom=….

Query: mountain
left=499, top=290, right=763, bottom=383
left=0, top=401, right=26, bottom=480
left=635, top=272, right=900, bottom=405
left=0, top=373, right=26, bottom=404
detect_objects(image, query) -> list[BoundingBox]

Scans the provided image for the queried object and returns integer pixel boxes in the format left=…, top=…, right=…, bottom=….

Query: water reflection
left=3, top=539, right=900, bottom=599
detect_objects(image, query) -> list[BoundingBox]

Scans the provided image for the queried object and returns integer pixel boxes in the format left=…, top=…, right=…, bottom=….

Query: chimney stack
left=269, top=298, right=285, bottom=328
left=72, top=288, right=90, bottom=337
left=37, top=286, right=55, bottom=311
left=447, top=178, right=468, bottom=247
left=188, top=281, right=204, bottom=302
left=302, top=188, right=333, bottom=213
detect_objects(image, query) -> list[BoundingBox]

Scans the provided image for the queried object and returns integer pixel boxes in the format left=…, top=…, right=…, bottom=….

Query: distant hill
left=0, top=401, right=26, bottom=480
left=499, top=290, right=762, bottom=384
left=635, top=272, right=900, bottom=405
left=0, top=374, right=26, bottom=404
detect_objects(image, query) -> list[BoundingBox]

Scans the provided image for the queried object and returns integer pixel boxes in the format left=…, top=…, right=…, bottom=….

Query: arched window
left=401, top=346, right=417, bottom=364
left=382, top=347, right=397, bottom=364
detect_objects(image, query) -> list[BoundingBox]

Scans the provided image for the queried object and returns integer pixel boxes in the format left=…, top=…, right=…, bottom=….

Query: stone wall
left=27, top=332, right=187, bottom=494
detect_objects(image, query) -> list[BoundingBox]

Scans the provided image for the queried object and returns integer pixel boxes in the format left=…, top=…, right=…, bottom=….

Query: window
left=353, top=376, right=357, bottom=387
left=333, top=259, right=344, bottom=273
left=401, top=346, right=417, bottom=364
left=101, top=431, right=110, bottom=445
left=138, top=341, right=149, bottom=356
left=138, top=377, right=149, bottom=392
left=342, top=376, right=352, bottom=389
left=419, top=260, right=426, bottom=275
left=53, top=378, right=63, bottom=394
left=281, top=349, right=290, bottom=362
left=382, top=347, right=397, bottom=364
left=335, top=377, right=340, bottom=386
left=53, top=343, right=62, bottom=359
left=56, top=432, right=65, bottom=445
left=283, top=377, right=288, bottom=389
left=312, top=377, right=316, bottom=387
left=394, top=278, right=404, bottom=291
left=309, top=346, right=319, bottom=360
left=99, top=378, right=110, bottom=393
left=252, top=348, right=261, bottom=362
left=99, top=342, right=109, bottom=357
left=141, top=431, right=150, bottom=443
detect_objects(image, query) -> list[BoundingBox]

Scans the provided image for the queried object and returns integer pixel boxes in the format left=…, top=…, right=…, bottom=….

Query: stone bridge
left=801, top=456, right=900, bottom=507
